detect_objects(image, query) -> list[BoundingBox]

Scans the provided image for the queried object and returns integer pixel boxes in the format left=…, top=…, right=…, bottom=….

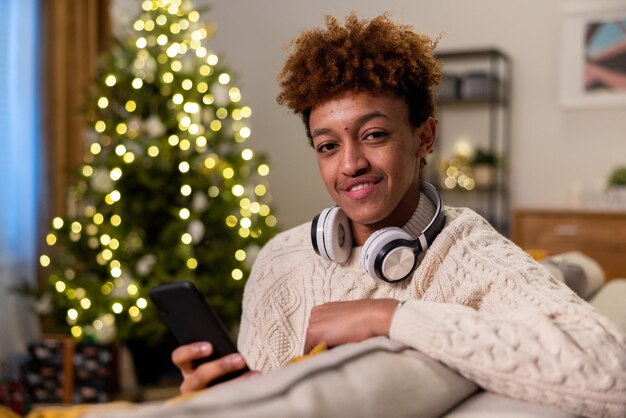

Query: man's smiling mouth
left=348, top=182, right=376, bottom=192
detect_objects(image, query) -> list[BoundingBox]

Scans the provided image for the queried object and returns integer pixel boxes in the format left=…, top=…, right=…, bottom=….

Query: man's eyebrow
left=311, top=127, right=332, bottom=139
left=356, top=110, right=389, bottom=126
left=311, top=111, right=389, bottom=139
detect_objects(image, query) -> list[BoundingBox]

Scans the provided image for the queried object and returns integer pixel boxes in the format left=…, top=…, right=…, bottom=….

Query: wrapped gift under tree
left=25, top=336, right=116, bottom=405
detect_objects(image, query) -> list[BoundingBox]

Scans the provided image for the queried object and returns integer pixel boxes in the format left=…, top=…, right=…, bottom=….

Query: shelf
left=436, top=48, right=509, bottom=61
left=437, top=97, right=508, bottom=106
left=431, top=48, right=511, bottom=236
left=441, top=185, right=507, bottom=194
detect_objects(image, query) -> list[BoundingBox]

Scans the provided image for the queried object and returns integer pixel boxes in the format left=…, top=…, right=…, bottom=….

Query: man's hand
left=304, top=299, right=399, bottom=354
left=171, top=342, right=257, bottom=394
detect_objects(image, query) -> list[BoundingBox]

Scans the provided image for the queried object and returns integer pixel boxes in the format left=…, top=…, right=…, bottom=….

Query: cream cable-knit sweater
left=238, top=198, right=626, bottom=417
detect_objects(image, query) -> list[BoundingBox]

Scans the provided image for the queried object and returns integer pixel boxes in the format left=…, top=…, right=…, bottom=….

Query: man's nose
left=341, top=143, right=369, bottom=176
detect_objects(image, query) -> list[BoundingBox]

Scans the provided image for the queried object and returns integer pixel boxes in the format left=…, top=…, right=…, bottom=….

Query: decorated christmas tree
left=39, top=0, right=277, bottom=345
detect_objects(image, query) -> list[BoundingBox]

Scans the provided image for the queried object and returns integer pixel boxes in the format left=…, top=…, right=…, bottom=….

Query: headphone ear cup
left=361, top=227, right=416, bottom=283
left=311, top=207, right=352, bottom=263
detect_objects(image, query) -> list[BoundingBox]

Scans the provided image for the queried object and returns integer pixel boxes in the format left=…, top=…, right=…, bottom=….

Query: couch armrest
left=589, top=278, right=626, bottom=335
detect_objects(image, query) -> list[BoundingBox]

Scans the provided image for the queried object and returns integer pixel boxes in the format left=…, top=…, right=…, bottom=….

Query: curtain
left=0, top=0, right=111, bottom=360
left=40, top=0, right=111, bottom=218
left=0, top=0, right=42, bottom=360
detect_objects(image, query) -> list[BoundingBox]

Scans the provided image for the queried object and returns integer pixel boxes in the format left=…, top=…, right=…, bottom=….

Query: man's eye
left=317, top=143, right=337, bottom=153
left=365, top=131, right=387, bottom=140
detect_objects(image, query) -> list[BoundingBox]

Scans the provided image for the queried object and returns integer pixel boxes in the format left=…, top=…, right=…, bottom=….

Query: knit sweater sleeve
left=389, top=213, right=626, bottom=418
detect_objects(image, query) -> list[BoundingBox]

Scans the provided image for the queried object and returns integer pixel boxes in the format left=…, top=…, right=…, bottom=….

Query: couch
left=26, top=252, right=626, bottom=418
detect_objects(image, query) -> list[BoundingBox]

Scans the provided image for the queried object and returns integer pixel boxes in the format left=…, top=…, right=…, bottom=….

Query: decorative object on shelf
left=31, top=0, right=278, bottom=349
left=560, top=1, right=626, bottom=108
left=607, top=165, right=626, bottom=208
left=438, top=153, right=475, bottom=191
left=470, top=148, right=499, bottom=189
left=608, top=165, right=626, bottom=187
left=460, top=72, right=500, bottom=101
left=437, top=71, right=501, bottom=103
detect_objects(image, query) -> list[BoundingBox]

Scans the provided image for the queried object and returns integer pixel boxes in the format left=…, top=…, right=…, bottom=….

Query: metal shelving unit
left=428, top=48, right=512, bottom=235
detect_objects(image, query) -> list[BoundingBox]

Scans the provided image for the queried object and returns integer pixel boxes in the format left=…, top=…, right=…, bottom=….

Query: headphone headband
left=417, top=181, right=445, bottom=250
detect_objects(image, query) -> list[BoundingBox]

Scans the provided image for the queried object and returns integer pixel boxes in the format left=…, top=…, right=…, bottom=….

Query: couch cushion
left=442, top=391, right=576, bottom=418
left=541, top=251, right=605, bottom=300
left=73, top=337, right=477, bottom=418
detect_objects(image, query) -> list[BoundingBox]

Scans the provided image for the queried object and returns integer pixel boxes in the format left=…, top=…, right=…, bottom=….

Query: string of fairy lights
left=39, top=0, right=276, bottom=341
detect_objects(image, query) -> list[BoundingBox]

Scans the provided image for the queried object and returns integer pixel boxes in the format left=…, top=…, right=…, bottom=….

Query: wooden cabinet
left=512, top=209, right=626, bottom=280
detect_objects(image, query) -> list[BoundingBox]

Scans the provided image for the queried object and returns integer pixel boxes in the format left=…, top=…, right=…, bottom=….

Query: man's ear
left=416, top=117, right=437, bottom=158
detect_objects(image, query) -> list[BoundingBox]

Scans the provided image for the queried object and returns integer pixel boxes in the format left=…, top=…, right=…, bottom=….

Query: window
left=0, top=0, right=41, bottom=359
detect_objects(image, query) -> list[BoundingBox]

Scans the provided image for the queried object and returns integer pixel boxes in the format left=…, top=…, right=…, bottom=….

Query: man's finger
left=179, top=353, right=247, bottom=393
left=172, top=342, right=213, bottom=373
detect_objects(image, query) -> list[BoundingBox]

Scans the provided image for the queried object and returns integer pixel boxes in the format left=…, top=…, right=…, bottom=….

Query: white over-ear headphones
left=311, top=181, right=446, bottom=284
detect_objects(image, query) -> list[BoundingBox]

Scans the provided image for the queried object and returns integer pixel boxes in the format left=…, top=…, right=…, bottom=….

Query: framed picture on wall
left=560, top=0, right=626, bottom=108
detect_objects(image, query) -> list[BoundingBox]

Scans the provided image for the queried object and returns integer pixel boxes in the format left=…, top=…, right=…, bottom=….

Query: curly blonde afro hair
left=277, top=13, right=441, bottom=141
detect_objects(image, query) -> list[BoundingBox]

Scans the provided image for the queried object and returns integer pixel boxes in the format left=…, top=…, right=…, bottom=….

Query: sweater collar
left=401, top=191, right=436, bottom=239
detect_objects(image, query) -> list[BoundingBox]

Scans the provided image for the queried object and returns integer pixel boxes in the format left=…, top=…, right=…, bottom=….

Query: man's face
left=309, top=90, right=434, bottom=244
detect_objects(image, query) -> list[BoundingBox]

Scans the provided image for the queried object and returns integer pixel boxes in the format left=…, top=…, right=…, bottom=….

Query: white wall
left=115, top=0, right=626, bottom=229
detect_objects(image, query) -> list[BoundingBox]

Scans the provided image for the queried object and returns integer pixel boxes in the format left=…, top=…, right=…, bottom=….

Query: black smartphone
left=148, top=281, right=250, bottom=385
